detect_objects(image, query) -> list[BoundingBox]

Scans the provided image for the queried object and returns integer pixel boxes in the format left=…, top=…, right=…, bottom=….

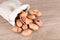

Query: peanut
left=34, top=19, right=43, bottom=27
left=22, top=24, right=28, bottom=30
left=20, top=11, right=27, bottom=17
left=16, top=19, right=22, bottom=27
left=29, top=10, right=36, bottom=15
left=29, top=23, right=39, bottom=31
left=21, top=29, right=32, bottom=36
left=27, top=14, right=36, bottom=19
left=12, top=27, right=22, bottom=32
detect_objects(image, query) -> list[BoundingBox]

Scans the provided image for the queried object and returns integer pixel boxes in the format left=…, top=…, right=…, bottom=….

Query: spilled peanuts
left=12, top=9, right=43, bottom=36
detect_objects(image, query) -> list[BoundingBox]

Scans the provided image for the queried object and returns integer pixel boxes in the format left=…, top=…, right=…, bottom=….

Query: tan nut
left=20, top=11, right=27, bottom=17
left=29, top=10, right=36, bottom=15
left=21, top=29, right=32, bottom=36
left=22, top=17, right=33, bottom=24
left=22, top=24, right=28, bottom=30
left=27, top=14, right=36, bottom=19
left=12, top=27, right=22, bottom=32
left=33, top=9, right=42, bottom=17
left=16, top=19, right=22, bottom=27
left=25, top=18, right=33, bottom=24
left=29, top=23, right=39, bottom=31
left=34, top=20, right=43, bottom=27
left=35, top=12, right=42, bottom=17
left=33, top=9, right=39, bottom=12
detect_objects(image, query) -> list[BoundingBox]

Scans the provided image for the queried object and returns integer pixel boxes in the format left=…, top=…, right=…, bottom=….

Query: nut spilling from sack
left=12, top=9, right=43, bottom=36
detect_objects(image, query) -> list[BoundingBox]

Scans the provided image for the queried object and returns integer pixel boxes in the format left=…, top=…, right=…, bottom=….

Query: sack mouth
left=9, top=4, right=30, bottom=26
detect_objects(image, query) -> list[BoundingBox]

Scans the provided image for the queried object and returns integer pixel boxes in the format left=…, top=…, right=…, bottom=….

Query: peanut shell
left=20, top=11, right=27, bottom=17
left=21, top=29, right=32, bottom=36
left=27, top=14, right=36, bottom=19
left=16, top=19, right=22, bottom=27
left=29, top=23, right=39, bottom=31
left=33, top=10, right=42, bottom=17
left=12, top=27, right=22, bottom=32
left=29, top=10, right=36, bottom=15
left=34, top=20, right=43, bottom=27
left=22, top=24, right=28, bottom=30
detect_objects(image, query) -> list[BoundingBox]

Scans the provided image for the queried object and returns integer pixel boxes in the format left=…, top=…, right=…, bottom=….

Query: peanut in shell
left=21, top=29, right=32, bottom=36
left=27, top=14, right=36, bottom=19
left=22, top=24, right=28, bottom=30
left=34, top=20, right=43, bottom=27
left=29, top=10, right=36, bottom=15
left=20, top=11, right=27, bottom=17
left=12, top=27, right=22, bottom=32
left=16, top=19, right=22, bottom=27
left=29, top=23, right=39, bottom=31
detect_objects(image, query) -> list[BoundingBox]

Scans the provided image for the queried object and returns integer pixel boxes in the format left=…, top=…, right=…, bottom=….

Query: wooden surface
left=0, top=0, right=60, bottom=40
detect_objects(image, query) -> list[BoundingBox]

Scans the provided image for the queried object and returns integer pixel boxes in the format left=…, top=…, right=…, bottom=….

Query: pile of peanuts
left=12, top=9, right=43, bottom=36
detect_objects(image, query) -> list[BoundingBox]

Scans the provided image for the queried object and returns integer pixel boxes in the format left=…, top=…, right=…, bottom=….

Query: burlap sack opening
left=0, top=0, right=30, bottom=26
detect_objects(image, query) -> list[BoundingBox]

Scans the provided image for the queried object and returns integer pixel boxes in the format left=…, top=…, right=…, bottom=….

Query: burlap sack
left=0, top=0, right=30, bottom=26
